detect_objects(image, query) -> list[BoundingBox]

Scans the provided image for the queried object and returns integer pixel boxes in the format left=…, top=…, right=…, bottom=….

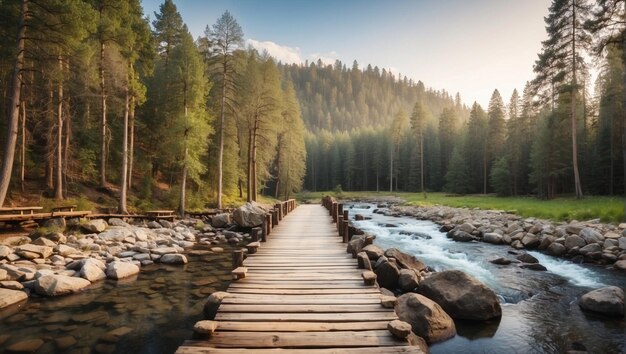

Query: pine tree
left=444, top=146, right=471, bottom=194
left=466, top=102, right=488, bottom=193
left=487, top=89, right=507, bottom=192
left=410, top=101, right=429, bottom=197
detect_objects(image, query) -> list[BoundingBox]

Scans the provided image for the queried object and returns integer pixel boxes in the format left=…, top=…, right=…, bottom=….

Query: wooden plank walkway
left=177, top=204, right=419, bottom=353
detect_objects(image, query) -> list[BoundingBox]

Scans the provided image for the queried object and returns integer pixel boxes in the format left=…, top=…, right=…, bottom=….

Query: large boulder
left=579, top=228, right=604, bottom=244
left=520, top=233, right=540, bottom=248
left=98, top=227, right=133, bottom=242
left=0, top=288, right=28, bottom=308
left=15, top=244, right=53, bottom=259
left=579, top=286, right=624, bottom=317
left=384, top=248, right=426, bottom=272
left=211, top=213, right=231, bottom=228
left=417, top=270, right=501, bottom=321
left=204, top=291, right=229, bottom=319
left=395, top=293, right=456, bottom=343
left=398, top=268, right=421, bottom=293
left=483, top=233, right=502, bottom=244
left=33, top=275, right=91, bottom=296
left=564, top=235, right=586, bottom=250
left=232, top=202, right=267, bottom=227
left=347, top=234, right=373, bottom=257
left=547, top=242, right=566, bottom=257
left=81, top=219, right=107, bottom=233
left=106, top=261, right=139, bottom=280
left=361, top=244, right=384, bottom=260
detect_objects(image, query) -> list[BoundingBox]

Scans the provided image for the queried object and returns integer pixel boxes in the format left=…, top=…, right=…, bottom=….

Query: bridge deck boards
left=176, top=205, right=418, bottom=353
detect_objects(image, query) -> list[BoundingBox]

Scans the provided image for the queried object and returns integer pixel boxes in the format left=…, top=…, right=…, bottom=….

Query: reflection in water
left=349, top=203, right=626, bottom=354
left=0, top=250, right=235, bottom=353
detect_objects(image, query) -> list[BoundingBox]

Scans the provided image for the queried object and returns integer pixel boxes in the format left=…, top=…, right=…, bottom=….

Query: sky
left=140, top=0, right=551, bottom=108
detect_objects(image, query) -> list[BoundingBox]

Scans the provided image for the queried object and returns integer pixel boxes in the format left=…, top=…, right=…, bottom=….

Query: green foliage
left=444, top=147, right=471, bottom=194
left=490, top=156, right=512, bottom=196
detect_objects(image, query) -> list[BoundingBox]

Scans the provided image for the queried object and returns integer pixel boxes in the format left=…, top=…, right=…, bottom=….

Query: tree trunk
left=128, top=95, right=135, bottom=189
left=217, top=62, right=227, bottom=208
left=179, top=147, right=187, bottom=217
left=389, top=143, right=393, bottom=192
left=118, top=83, right=129, bottom=214
left=571, top=0, right=583, bottom=199
left=252, top=117, right=259, bottom=202
left=246, top=128, right=253, bottom=202
left=63, top=60, right=70, bottom=199
left=420, top=132, right=426, bottom=198
left=0, top=0, right=28, bottom=206
left=622, top=13, right=626, bottom=221
left=483, top=147, right=487, bottom=194
left=20, top=96, right=26, bottom=192
left=55, top=56, right=64, bottom=201
left=100, top=40, right=107, bottom=188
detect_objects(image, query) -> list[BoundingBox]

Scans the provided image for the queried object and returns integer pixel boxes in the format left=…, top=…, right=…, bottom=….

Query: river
left=0, top=248, right=235, bottom=353
left=349, top=203, right=626, bottom=354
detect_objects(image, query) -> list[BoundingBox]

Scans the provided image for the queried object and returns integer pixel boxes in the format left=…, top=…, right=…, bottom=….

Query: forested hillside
left=299, top=0, right=626, bottom=200
left=281, top=61, right=469, bottom=132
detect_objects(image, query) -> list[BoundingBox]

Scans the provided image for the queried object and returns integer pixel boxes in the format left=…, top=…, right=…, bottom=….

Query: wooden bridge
left=176, top=203, right=420, bottom=353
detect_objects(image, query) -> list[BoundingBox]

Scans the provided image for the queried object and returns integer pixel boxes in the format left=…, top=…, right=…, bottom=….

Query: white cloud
left=246, top=39, right=303, bottom=64
left=310, top=51, right=340, bottom=66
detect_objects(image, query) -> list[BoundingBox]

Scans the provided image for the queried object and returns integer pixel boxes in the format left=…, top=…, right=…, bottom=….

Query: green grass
left=296, top=191, right=625, bottom=224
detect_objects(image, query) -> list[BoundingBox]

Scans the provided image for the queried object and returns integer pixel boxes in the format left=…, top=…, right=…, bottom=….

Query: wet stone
left=55, top=336, right=77, bottom=350
left=5, top=338, right=45, bottom=353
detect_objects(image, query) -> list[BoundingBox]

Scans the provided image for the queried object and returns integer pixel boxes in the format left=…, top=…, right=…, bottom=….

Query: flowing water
left=349, top=203, right=626, bottom=354
left=0, top=248, right=236, bottom=353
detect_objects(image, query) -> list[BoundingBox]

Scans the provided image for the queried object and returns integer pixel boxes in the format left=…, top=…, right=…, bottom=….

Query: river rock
left=44, top=217, right=66, bottom=230
left=614, top=260, right=626, bottom=271
left=204, top=291, right=229, bottom=319
left=80, top=260, right=106, bottom=282
left=193, top=320, right=217, bottom=337
left=517, top=253, right=538, bottom=264
left=0, top=288, right=27, bottom=308
left=34, top=275, right=91, bottom=296
left=579, top=243, right=602, bottom=255
left=483, top=233, right=502, bottom=244
left=0, top=269, right=6, bottom=281
left=579, top=228, right=604, bottom=244
left=450, top=230, right=475, bottom=242
left=521, top=263, right=547, bottom=271
left=458, top=222, right=475, bottom=234
left=160, top=254, right=188, bottom=264
left=361, top=244, right=384, bottom=260
left=384, top=248, right=426, bottom=271
left=579, top=286, right=624, bottom=317
left=417, top=270, right=501, bottom=321
left=347, top=234, right=373, bottom=257
left=566, top=224, right=583, bottom=234
left=547, top=242, right=567, bottom=256
left=375, top=261, right=400, bottom=291
left=232, top=202, right=267, bottom=227
left=151, top=247, right=178, bottom=255
left=82, top=219, right=107, bottom=233
left=211, top=213, right=231, bottom=228
left=32, top=237, right=56, bottom=247
left=56, top=244, right=78, bottom=256
left=620, top=237, right=626, bottom=250
left=99, top=228, right=132, bottom=242
left=0, top=245, right=11, bottom=258
left=565, top=235, right=586, bottom=250
left=106, top=261, right=139, bottom=280
left=1, top=280, right=24, bottom=290
left=490, top=257, right=512, bottom=265
left=387, top=319, right=412, bottom=339
left=5, top=338, right=44, bottom=353
left=15, top=244, right=52, bottom=259
left=55, top=336, right=77, bottom=350
left=398, top=268, right=421, bottom=292
left=108, top=218, right=128, bottom=227
left=521, top=233, right=540, bottom=248
left=356, top=252, right=372, bottom=270
left=395, top=293, right=456, bottom=343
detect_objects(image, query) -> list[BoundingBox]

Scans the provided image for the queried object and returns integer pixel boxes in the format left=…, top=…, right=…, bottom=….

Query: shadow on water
left=348, top=203, right=626, bottom=354
left=0, top=247, right=237, bottom=353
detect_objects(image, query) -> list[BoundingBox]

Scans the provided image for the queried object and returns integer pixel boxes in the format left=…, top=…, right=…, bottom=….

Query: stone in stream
left=5, top=338, right=44, bottom=353
left=483, top=233, right=502, bottom=244
left=579, top=286, right=624, bottom=317
left=381, top=295, right=397, bottom=308
left=375, top=261, right=400, bottom=291
left=193, top=320, right=218, bottom=337
left=54, top=336, right=77, bottom=350
left=564, top=235, right=586, bottom=250
left=517, top=253, right=538, bottom=264
left=106, top=261, right=139, bottom=280
left=0, top=281, right=24, bottom=290
left=0, top=288, right=28, bottom=308
left=33, top=275, right=91, bottom=296
left=0, top=245, right=12, bottom=258
left=98, top=228, right=133, bottom=242
left=579, top=243, right=602, bottom=255
left=417, top=270, right=501, bottom=321
left=31, top=237, right=56, bottom=247
left=490, top=257, right=512, bottom=265
left=521, top=233, right=540, bottom=248
left=347, top=234, right=374, bottom=257
left=579, top=228, right=604, bottom=244
left=395, top=293, right=456, bottom=343
left=99, top=327, right=134, bottom=343
left=520, top=263, right=547, bottom=271
left=614, top=260, right=626, bottom=271
left=151, top=247, right=178, bottom=255
left=204, top=291, right=230, bottom=320
left=0, top=269, right=7, bottom=281
left=160, top=254, right=188, bottom=264
left=384, top=248, right=427, bottom=272
left=232, top=202, right=267, bottom=227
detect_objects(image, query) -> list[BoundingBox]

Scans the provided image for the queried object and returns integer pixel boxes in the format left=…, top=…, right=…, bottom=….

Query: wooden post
left=232, top=249, right=244, bottom=270
left=261, top=219, right=268, bottom=242
left=342, top=220, right=349, bottom=243
left=337, top=203, right=343, bottom=219
left=343, top=210, right=349, bottom=221
left=266, top=213, right=272, bottom=234
left=251, top=227, right=260, bottom=242
left=331, top=202, right=337, bottom=222
left=275, top=203, right=282, bottom=221
left=271, top=209, right=278, bottom=227
left=337, top=215, right=344, bottom=235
